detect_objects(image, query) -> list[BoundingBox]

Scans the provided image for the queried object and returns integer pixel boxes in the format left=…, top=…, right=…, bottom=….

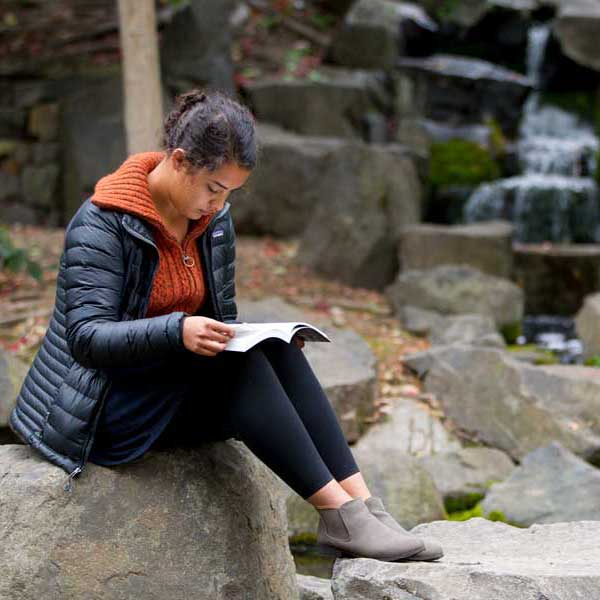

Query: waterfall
left=463, top=22, right=600, bottom=243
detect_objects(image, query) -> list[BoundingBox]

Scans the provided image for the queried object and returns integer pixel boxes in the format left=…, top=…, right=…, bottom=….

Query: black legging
left=153, top=338, right=361, bottom=500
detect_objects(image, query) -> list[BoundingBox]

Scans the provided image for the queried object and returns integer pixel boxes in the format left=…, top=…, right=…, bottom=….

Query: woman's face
left=168, top=148, right=251, bottom=220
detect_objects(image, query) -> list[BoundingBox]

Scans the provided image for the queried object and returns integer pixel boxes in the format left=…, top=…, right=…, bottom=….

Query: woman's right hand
left=182, top=316, right=236, bottom=356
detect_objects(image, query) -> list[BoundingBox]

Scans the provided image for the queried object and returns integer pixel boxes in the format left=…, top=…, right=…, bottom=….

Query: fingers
left=206, top=318, right=235, bottom=341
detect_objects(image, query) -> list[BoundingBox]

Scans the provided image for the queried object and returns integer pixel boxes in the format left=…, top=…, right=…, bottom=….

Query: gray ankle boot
left=364, top=495, right=444, bottom=561
left=315, top=497, right=426, bottom=561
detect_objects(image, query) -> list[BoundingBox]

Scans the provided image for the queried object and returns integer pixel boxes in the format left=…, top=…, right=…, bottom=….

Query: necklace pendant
left=183, top=254, right=195, bottom=268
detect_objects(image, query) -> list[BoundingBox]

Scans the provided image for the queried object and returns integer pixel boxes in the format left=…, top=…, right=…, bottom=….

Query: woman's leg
left=220, top=345, right=354, bottom=505
left=257, top=338, right=371, bottom=502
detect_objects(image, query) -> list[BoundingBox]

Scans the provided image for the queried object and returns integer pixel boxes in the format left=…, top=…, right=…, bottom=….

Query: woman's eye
left=208, top=185, right=219, bottom=194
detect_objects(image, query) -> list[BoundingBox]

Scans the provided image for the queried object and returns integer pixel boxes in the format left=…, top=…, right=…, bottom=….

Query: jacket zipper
left=63, top=224, right=160, bottom=494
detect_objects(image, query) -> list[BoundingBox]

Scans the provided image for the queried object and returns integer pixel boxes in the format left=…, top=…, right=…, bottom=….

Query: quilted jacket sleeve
left=63, top=210, right=189, bottom=369
left=221, top=210, right=240, bottom=324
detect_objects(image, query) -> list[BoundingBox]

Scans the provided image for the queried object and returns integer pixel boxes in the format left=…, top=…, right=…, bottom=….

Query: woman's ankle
left=305, top=479, right=354, bottom=510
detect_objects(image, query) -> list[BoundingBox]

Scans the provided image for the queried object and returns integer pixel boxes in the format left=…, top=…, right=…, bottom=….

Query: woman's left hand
left=293, top=336, right=305, bottom=349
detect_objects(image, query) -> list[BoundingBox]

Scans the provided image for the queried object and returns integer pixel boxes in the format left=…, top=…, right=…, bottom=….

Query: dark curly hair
left=161, top=87, right=258, bottom=175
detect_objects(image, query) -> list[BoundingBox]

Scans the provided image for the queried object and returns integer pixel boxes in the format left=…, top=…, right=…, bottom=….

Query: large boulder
left=327, top=0, right=437, bottom=70
left=233, top=123, right=343, bottom=236
left=428, top=313, right=506, bottom=348
left=60, top=73, right=126, bottom=223
left=0, top=443, right=299, bottom=600
left=331, top=517, right=600, bottom=599
left=554, top=0, right=600, bottom=72
left=514, top=242, right=600, bottom=316
left=160, top=0, right=237, bottom=94
left=294, top=142, right=422, bottom=289
left=419, top=446, right=516, bottom=505
left=237, top=297, right=378, bottom=442
left=396, top=53, right=531, bottom=136
left=481, top=441, right=600, bottom=526
left=385, top=264, right=524, bottom=330
left=408, top=345, right=600, bottom=465
left=399, top=220, right=514, bottom=278
left=0, top=348, right=28, bottom=444
left=242, top=66, right=393, bottom=142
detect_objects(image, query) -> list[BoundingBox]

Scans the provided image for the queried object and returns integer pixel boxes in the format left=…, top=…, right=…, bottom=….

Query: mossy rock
left=506, top=344, right=559, bottom=365
left=429, top=139, right=501, bottom=188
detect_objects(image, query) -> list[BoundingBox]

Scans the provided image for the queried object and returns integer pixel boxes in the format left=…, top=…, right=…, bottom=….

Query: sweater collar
left=91, top=151, right=212, bottom=244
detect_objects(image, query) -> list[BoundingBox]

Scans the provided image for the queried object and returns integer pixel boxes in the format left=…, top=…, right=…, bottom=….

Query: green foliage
left=432, top=0, right=462, bottom=20
left=584, top=355, right=600, bottom=368
left=447, top=500, right=525, bottom=527
left=500, top=321, right=522, bottom=345
left=444, top=492, right=484, bottom=513
left=429, top=139, right=501, bottom=188
left=0, top=224, right=43, bottom=282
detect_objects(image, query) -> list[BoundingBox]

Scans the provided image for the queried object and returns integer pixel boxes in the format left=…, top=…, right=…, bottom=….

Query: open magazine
left=223, top=321, right=332, bottom=352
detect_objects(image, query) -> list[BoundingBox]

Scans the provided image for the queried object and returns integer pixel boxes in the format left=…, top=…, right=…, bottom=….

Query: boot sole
left=315, top=541, right=424, bottom=561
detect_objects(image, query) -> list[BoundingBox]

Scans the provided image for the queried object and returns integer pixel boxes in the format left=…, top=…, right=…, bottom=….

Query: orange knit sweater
left=91, top=151, right=213, bottom=318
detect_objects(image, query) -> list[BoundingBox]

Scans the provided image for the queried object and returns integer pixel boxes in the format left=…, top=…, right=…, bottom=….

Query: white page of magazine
left=223, top=322, right=330, bottom=352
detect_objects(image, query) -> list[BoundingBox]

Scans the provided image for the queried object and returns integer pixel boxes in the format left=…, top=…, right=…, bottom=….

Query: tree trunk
left=117, top=0, right=163, bottom=154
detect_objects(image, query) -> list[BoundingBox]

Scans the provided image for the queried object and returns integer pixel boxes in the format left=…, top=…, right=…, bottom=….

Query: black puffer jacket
left=9, top=197, right=238, bottom=492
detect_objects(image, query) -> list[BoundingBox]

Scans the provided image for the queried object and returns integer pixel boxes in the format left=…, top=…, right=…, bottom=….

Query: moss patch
left=444, top=492, right=484, bottom=513
left=447, top=501, right=525, bottom=527
left=429, top=139, right=501, bottom=188
left=500, top=321, right=522, bottom=345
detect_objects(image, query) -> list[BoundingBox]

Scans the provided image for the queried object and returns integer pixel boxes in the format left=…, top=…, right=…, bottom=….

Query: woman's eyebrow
left=210, top=179, right=245, bottom=190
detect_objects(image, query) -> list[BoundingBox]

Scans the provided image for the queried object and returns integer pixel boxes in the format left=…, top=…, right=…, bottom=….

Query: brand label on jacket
left=212, top=229, right=225, bottom=238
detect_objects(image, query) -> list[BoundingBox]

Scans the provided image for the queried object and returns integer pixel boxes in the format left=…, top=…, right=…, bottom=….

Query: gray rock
left=328, top=0, right=436, bottom=70
left=400, top=220, right=514, bottom=278
left=396, top=53, right=531, bottom=136
left=554, top=1, right=600, bottom=72
left=353, top=397, right=463, bottom=458
left=237, top=297, right=378, bottom=442
left=331, top=517, right=600, bottom=599
left=0, top=170, right=19, bottom=202
left=0, top=348, right=28, bottom=429
left=244, top=65, right=392, bottom=141
left=421, top=345, right=600, bottom=464
left=21, top=163, right=59, bottom=207
left=27, top=102, right=59, bottom=141
left=429, top=314, right=506, bottom=348
left=160, top=0, right=236, bottom=94
left=351, top=448, right=447, bottom=529
left=420, top=446, right=515, bottom=501
left=481, top=441, right=600, bottom=525
left=297, top=574, right=333, bottom=600
left=234, top=123, right=344, bottom=236
left=402, top=346, right=452, bottom=378
left=60, top=74, right=126, bottom=222
left=295, top=142, right=422, bottom=289
left=386, top=264, right=524, bottom=329
left=514, top=242, right=600, bottom=316
left=0, top=443, right=299, bottom=600
left=398, top=305, right=444, bottom=337
left=575, top=292, right=600, bottom=360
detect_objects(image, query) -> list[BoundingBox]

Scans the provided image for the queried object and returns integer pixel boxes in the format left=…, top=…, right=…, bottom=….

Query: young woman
left=9, top=88, right=442, bottom=562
